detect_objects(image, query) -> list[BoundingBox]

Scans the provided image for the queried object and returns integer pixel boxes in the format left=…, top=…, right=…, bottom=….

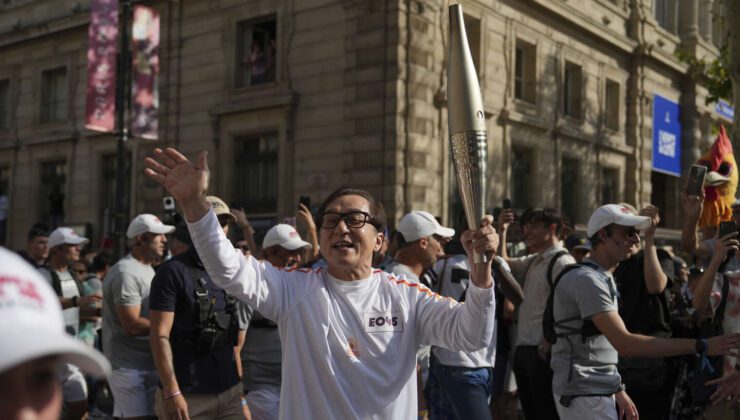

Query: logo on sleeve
left=363, top=312, right=403, bottom=333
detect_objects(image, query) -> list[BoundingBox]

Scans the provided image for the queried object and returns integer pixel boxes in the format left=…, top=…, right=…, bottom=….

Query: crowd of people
left=4, top=146, right=740, bottom=419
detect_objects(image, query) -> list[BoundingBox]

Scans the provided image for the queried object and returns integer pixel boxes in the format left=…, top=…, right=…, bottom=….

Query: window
left=563, top=61, right=582, bottom=119
left=601, top=167, right=619, bottom=204
left=463, top=14, right=481, bottom=76
left=511, top=147, right=532, bottom=209
left=514, top=39, right=536, bottom=103
left=236, top=16, right=277, bottom=88
left=561, top=158, right=579, bottom=224
left=233, top=133, right=278, bottom=214
left=39, top=161, right=66, bottom=229
left=100, top=153, right=131, bottom=240
left=40, top=67, right=68, bottom=123
left=0, top=79, right=9, bottom=129
left=654, top=0, right=677, bottom=32
left=605, top=79, right=620, bottom=131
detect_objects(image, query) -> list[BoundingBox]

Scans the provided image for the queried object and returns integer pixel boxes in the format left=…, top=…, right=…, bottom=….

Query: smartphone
left=719, top=221, right=738, bottom=238
left=503, top=198, right=512, bottom=210
left=685, top=165, right=707, bottom=196
left=299, top=195, right=311, bottom=210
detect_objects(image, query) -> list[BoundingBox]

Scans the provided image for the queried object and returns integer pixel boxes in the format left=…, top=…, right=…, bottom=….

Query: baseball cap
left=48, top=227, right=90, bottom=249
left=126, top=214, right=176, bottom=238
left=397, top=211, right=455, bottom=242
left=564, top=233, right=591, bottom=251
left=207, top=196, right=237, bottom=223
left=262, top=224, right=312, bottom=251
left=0, top=246, right=110, bottom=377
left=586, top=204, right=652, bottom=237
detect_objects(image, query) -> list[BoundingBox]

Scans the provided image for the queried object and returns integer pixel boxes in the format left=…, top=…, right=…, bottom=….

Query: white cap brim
left=153, top=225, right=176, bottom=235
left=0, top=329, right=110, bottom=377
left=435, top=226, right=455, bottom=238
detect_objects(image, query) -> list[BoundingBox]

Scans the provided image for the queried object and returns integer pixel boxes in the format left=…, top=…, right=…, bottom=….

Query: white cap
left=262, top=224, right=312, bottom=251
left=126, top=214, right=176, bottom=238
left=48, top=227, right=89, bottom=249
left=586, top=204, right=652, bottom=237
left=397, top=211, right=455, bottom=242
left=0, top=246, right=110, bottom=376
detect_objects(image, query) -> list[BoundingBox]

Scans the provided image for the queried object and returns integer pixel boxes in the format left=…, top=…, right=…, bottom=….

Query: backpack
left=543, top=262, right=605, bottom=345
left=547, top=250, right=570, bottom=287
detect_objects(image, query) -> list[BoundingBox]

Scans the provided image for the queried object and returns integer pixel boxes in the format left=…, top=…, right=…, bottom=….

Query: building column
left=699, top=0, right=714, bottom=43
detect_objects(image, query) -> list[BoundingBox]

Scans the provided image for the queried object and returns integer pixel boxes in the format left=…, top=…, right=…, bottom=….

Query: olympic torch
left=448, top=4, right=488, bottom=263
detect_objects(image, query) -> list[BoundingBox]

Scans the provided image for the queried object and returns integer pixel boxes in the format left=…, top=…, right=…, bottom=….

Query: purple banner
left=131, top=5, right=160, bottom=140
left=85, top=0, right=118, bottom=133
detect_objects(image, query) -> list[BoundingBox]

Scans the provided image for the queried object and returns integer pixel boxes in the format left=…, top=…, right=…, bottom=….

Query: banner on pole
left=652, top=94, right=682, bottom=177
left=85, top=0, right=119, bottom=133
left=131, top=5, right=160, bottom=140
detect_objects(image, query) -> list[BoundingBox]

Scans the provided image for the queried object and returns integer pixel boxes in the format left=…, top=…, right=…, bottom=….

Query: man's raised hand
left=144, top=148, right=211, bottom=222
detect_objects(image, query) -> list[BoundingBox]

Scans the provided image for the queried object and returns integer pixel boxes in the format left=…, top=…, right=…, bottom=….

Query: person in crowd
left=609, top=205, right=676, bottom=418
left=169, top=224, right=192, bottom=257
left=39, top=227, right=102, bottom=420
left=564, top=233, right=591, bottom=263
left=387, top=211, right=453, bottom=282
left=0, top=246, right=110, bottom=420
left=235, top=238, right=251, bottom=257
left=425, top=217, right=524, bottom=420
left=79, top=253, right=112, bottom=349
left=150, top=196, right=249, bottom=420
left=681, top=193, right=740, bottom=258
left=386, top=210, right=455, bottom=417
left=18, top=223, right=50, bottom=268
left=144, top=147, right=497, bottom=419
left=231, top=207, right=259, bottom=258
left=296, top=202, right=320, bottom=264
left=549, top=204, right=740, bottom=420
left=241, top=222, right=314, bottom=419
left=103, top=214, right=174, bottom=419
left=498, top=207, right=575, bottom=420
left=689, top=219, right=740, bottom=418
left=372, top=229, right=393, bottom=269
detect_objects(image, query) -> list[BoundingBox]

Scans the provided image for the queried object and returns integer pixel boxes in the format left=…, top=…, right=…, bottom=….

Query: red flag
left=131, top=5, right=160, bottom=140
left=85, top=0, right=118, bottom=133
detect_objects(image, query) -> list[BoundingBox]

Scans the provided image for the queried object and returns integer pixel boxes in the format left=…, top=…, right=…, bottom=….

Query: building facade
left=0, top=0, right=731, bottom=249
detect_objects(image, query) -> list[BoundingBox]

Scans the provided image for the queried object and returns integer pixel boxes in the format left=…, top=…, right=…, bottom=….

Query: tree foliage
left=676, top=46, right=733, bottom=105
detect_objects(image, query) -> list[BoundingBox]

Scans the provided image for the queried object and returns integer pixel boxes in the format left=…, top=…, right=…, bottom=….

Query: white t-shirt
left=189, top=210, right=496, bottom=420
left=430, top=254, right=500, bottom=368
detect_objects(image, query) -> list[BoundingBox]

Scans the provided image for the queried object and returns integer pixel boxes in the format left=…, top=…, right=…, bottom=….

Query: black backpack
left=543, top=263, right=604, bottom=345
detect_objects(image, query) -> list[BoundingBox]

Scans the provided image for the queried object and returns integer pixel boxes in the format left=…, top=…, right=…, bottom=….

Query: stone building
left=0, top=0, right=731, bottom=249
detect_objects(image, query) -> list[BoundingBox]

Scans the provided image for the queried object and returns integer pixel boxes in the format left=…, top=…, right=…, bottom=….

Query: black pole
left=113, top=0, right=132, bottom=259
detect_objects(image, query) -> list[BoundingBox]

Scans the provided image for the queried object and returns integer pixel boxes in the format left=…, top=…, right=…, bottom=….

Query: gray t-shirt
left=102, top=254, right=156, bottom=370
left=550, top=260, right=621, bottom=396
left=241, top=310, right=282, bottom=390
left=39, top=267, right=80, bottom=337
left=385, top=261, right=419, bottom=282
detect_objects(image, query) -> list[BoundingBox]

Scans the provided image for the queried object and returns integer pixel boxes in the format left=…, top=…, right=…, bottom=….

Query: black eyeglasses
left=320, top=211, right=375, bottom=230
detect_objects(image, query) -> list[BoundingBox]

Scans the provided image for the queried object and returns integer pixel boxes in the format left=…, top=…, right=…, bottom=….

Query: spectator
left=499, top=207, right=575, bottom=420
left=38, top=227, right=102, bottom=420
left=145, top=147, right=498, bottom=419
left=79, top=253, right=112, bottom=349
left=549, top=204, right=740, bottom=420
left=231, top=207, right=259, bottom=258
left=241, top=222, right=313, bottom=419
left=611, top=205, right=676, bottom=418
left=296, top=202, right=321, bottom=265
left=18, top=223, right=50, bottom=268
left=169, top=223, right=192, bottom=257
left=102, top=214, right=174, bottom=419
left=564, top=233, right=591, bottom=263
left=150, top=197, right=249, bottom=420
left=235, top=238, right=251, bottom=257
left=0, top=246, right=110, bottom=420
left=690, top=221, right=740, bottom=418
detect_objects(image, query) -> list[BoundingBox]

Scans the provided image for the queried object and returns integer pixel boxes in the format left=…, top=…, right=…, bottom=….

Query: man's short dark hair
left=589, top=224, right=614, bottom=247
left=27, top=223, right=49, bottom=241
left=316, top=187, right=387, bottom=233
left=90, top=253, right=113, bottom=272
left=520, top=208, right=563, bottom=230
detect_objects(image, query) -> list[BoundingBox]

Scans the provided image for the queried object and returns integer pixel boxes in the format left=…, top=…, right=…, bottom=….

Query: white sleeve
left=414, top=280, right=496, bottom=352
left=187, top=209, right=297, bottom=321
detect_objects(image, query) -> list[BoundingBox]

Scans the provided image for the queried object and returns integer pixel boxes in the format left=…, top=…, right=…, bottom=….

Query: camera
left=163, top=196, right=176, bottom=211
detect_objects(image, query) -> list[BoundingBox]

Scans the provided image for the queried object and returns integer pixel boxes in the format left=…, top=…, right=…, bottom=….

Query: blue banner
left=652, top=94, right=682, bottom=177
